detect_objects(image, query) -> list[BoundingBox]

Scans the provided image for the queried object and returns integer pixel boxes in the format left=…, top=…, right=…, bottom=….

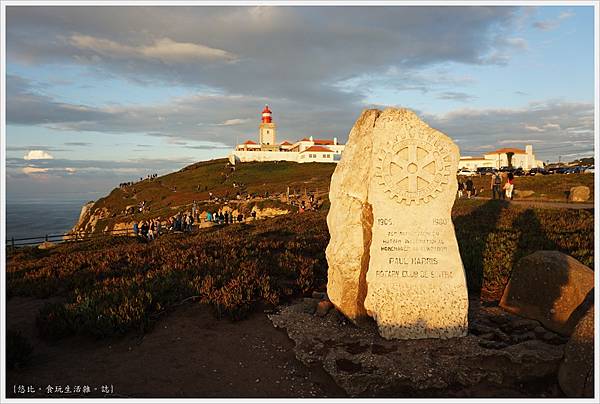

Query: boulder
left=514, top=189, right=534, bottom=198
left=500, top=251, right=594, bottom=335
left=568, top=186, right=590, bottom=202
left=559, top=305, right=594, bottom=397
left=315, top=300, right=334, bottom=317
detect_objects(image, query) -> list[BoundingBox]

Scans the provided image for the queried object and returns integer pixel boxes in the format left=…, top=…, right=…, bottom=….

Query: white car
left=457, top=169, right=476, bottom=176
left=585, top=166, right=594, bottom=174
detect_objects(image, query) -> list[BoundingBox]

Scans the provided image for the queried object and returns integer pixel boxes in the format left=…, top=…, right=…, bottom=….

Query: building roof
left=488, top=147, right=526, bottom=155
left=303, top=145, right=333, bottom=153
left=280, top=141, right=292, bottom=145
left=460, top=156, right=485, bottom=160
left=300, top=138, right=335, bottom=145
left=243, top=140, right=257, bottom=145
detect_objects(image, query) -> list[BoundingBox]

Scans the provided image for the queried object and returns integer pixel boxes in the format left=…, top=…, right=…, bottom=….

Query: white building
left=458, top=145, right=544, bottom=170
left=229, top=106, right=345, bottom=164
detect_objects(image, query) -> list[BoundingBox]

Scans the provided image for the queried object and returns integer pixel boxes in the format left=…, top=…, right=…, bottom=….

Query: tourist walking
left=491, top=172, right=502, bottom=200
left=457, top=180, right=464, bottom=198
left=465, top=178, right=474, bottom=199
left=505, top=172, right=515, bottom=200
left=133, top=221, right=139, bottom=236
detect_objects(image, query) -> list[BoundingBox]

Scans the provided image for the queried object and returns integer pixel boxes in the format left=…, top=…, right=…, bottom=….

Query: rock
left=499, top=251, right=594, bottom=336
left=301, top=298, right=319, bottom=315
left=326, top=109, right=380, bottom=323
left=514, top=189, right=535, bottom=198
left=311, top=291, right=327, bottom=300
left=269, top=301, right=565, bottom=397
left=315, top=300, right=334, bottom=317
left=559, top=305, right=594, bottom=397
left=509, top=318, right=541, bottom=332
left=511, top=332, right=536, bottom=344
left=37, top=241, right=55, bottom=250
left=327, top=108, right=468, bottom=339
left=568, top=186, right=590, bottom=202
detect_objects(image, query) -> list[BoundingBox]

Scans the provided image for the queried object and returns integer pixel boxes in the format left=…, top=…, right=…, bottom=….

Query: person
left=457, top=180, right=464, bottom=198
left=133, top=221, right=139, bottom=237
left=505, top=172, right=515, bottom=200
left=224, top=212, right=229, bottom=224
left=465, top=178, right=474, bottom=199
left=251, top=210, right=257, bottom=220
left=141, top=221, right=149, bottom=239
left=206, top=211, right=212, bottom=223
left=155, top=219, right=161, bottom=237
left=491, top=172, right=502, bottom=200
left=237, top=213, right=243, bottom=223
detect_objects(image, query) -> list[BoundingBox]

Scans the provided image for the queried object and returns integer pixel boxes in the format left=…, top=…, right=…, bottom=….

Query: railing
left=6, top=228, right=132, bottom=251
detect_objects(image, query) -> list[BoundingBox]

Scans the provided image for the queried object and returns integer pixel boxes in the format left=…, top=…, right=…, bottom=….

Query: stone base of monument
left=269, top=298, right=568, bottom=398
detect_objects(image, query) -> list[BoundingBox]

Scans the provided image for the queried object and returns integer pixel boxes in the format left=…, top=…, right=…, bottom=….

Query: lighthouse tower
left=259, top=105, right=277, bottom=149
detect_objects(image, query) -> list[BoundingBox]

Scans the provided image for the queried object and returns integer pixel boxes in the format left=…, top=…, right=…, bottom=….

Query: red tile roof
left=490, top=147, right=526, bottom=155
left=303, top=145, right=333, bottom=153
left=280, top=141, right=292, bottom=145
left=314, top=139, right=334, bottom=145
left=243, top=140, right=257, bottom=145
left=300, top=138, right=334, bottom=145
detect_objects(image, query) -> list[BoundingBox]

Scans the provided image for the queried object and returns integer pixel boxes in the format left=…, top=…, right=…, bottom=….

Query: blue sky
left=4, top=5, right=596, bottom=199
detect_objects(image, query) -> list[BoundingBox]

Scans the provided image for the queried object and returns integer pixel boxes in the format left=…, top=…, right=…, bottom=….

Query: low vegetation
left=465, top=173, right=594, bottom=201
left=7, top=199, right=593, bottom=340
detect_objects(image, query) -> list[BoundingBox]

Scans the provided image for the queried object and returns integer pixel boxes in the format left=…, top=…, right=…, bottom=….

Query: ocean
left=6, top=194, right=103, bottom=243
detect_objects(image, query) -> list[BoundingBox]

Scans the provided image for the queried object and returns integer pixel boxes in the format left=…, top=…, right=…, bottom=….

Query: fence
left=6, top=228, right=132, bottom=252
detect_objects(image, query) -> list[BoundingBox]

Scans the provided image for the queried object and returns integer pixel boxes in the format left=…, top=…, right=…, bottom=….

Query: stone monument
left=326, top=108, right=468, bottom=339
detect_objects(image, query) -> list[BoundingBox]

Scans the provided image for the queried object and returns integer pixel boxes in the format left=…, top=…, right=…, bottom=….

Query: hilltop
left=72, top=159, right=336, bottom=235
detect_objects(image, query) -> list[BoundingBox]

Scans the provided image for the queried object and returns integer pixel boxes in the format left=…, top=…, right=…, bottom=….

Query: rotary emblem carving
left=375, top=134, right=453, bottom=205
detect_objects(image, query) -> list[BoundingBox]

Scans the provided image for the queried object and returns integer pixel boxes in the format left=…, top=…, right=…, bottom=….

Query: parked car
left=528, top=167, right=549, bottom=176
left=457, top=169, right=477, bottom=176
left=585, top=166, right=595, bottom=174
left=476, top=167, right=497, bottom=175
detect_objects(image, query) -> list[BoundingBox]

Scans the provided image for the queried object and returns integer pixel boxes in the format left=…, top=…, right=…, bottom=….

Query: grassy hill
left=76, top=159, right=336, bottom=233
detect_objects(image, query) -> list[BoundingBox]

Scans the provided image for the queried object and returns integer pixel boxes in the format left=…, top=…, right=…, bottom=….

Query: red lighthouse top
left=261, top=105, right=272, bottom=123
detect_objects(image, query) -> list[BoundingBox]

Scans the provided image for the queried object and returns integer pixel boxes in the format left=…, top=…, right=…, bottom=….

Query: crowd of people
left=457, top=172, right=515, bottom=200
left=119, top=173, right=159, bottom=189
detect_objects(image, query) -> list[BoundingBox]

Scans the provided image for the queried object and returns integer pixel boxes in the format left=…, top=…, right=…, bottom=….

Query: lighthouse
left=259, top=105, right=277, bottom=149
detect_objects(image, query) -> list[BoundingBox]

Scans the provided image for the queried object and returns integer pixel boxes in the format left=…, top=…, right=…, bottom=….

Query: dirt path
left=6, top=297, right=345, bottom=398
left=472, top=196, right=593, bottom=210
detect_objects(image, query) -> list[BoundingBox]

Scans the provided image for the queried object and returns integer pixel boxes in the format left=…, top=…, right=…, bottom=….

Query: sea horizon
left=5, top=192, right=104, bottom=242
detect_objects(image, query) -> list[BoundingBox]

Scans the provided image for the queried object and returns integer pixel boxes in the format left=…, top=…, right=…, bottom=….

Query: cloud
left=64, top=142, right=92, bottom=146
left=524, top=124, right=545, bottom=132
left=23, top=150, right=54, bottom=160
left=22, top=166, right=49, bottom=175
left=533, top=9, right=574, bottom=31
left=436, top=91, right=477, bottom=102
left=69, top=35, right=238, bottom=64
left=216, top=118, right=248, bottom=126
left=423, top=100, right=594, bottom=160
left=6, top=6, right=518, bottom=112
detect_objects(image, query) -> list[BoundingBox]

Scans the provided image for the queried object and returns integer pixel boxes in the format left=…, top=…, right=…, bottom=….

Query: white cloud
left=524, top=125, right=545, bottom=132
left=23, top=150, right=54, bottom=160
left=22, top=166, right=49, bottom=175
left=69, top=35, right=238, bottom=64
left=217, top=118, right=248, bottom=126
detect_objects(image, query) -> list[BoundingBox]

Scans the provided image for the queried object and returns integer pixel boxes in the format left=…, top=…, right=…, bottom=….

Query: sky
left=3, top=4, right=596, bottom=200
